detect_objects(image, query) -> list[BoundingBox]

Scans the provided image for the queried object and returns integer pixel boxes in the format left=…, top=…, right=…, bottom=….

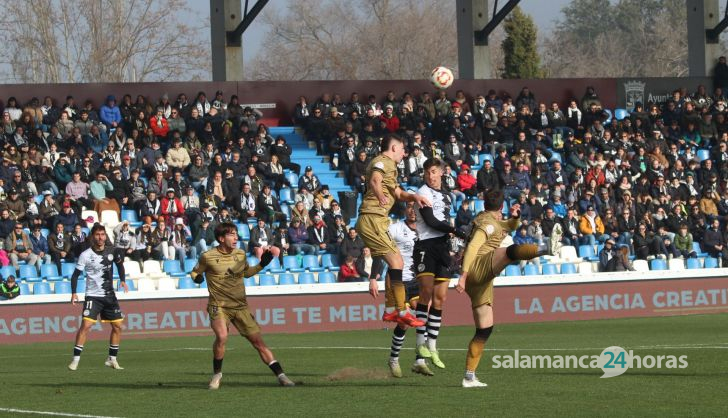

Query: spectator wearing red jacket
left=379, top=104, right=400, bottom=133
left=338, top=256, right=361, bottom=282
left=150, top=107, right=169, bottom=138
left=160, top=188, right=184, bottom=225
left=457, top=164, right=478, bottom=197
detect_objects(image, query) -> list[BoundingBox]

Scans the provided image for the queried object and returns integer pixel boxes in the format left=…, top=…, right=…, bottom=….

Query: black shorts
left=405, top=280, right=420, bottom=301
left=413, top=236, right=453, bottom=280
left=82, top=295, right=124, bottom=323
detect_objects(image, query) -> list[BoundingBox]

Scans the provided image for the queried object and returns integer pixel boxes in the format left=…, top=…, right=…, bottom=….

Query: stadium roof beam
left=457, top=0, right=520, bottom=80
left=210, top=0, right=269, bottom=81
left=687, top=0, right=721, bottom=77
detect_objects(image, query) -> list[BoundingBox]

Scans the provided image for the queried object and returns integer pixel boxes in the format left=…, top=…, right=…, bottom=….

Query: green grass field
left=2, top=314, right=727, bottom=417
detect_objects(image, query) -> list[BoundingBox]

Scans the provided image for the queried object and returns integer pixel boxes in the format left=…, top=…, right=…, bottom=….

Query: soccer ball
left=430, top=66, right=454, bottom=90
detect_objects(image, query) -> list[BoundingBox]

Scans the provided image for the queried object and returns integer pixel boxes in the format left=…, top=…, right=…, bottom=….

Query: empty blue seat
left=285, top=172, right=298, bottom=187
left=119, top=279, right=136, bottom=291
left=163, top=260, right=182, bottom=274
left=614, top=108, right=629, bottom=120
left=703, top=257, right=718, bottom=268
left=302, top=255, right=325, bottom=272
left=244, top=277, right=257, bottom=287
left=41, top=264, right=63, bottom=281
left=548, top=152, right=562, bottom=163
left=184, top=258, right=197, bottom=273
left=121, top=210, right=138, bottom=223
left=279, top=188, right=293, bottom=203
left=54, top=281, right=72, bottom=294
left=283, top=255, right=304, bottom=272
left=650, top=259, right=667, bottom=270
left=692, top=242, right=707, bottom=257
left=19, top=282, right=30, bottom=295
left=298, top=273, right=315, bottom=284
left=178, top=276, right=197, bottom=289
left=321, top=253, right=340, bottom=271
left=0, top=265, right=15, bottom=279
left=278, top=273, right=296, bottom=285
left=61, top=263, right=78, bottom=278
left=247, top=256, right=260, bottom=267
left=578, top=245, right=595, bottom=258
left=561, top=263, right=577, bottom=274
left=505, top=265, right=521, bottom=276
left=237, top=224, right=251, bottom=240
left=697, top=149, right=711, bottom=162
left=686, top=258, right=701, bottom=269
left=33, top=282, right=51, bottom=295
left=19, top=265, right=39, bottom=281
left=259, top=274, right=277, bottom=286
left=318, top=272, right=337, bottom=283
left=523, top=264, right=539, bottom=276
left=75, top=280, right=86, bottom=294
left=542, top=264, right=559, bottom=275
left=473, top=199, right=485, bottom=213
left=265, top=257, right=284, bottom=273
left=40, top=228, right=50, bottom=238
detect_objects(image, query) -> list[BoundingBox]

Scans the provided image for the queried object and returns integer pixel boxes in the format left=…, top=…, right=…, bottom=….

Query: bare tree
left=0, top=0, right=210, bottom=83
left=248, top=0, right=459, bottom=81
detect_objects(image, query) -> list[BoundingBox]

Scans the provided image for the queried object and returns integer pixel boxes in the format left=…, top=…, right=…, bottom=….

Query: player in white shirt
left=386, top=202, right=433, bottom=377
left=413, top=158, right=467, bottom=369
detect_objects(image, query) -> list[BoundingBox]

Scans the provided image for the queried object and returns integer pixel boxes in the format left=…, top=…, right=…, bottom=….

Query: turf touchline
left=0, top=407, right=122, bottom=418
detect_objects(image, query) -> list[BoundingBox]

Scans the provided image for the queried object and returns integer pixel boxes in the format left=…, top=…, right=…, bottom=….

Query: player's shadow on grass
left=184, top=371, right=325, bottom=377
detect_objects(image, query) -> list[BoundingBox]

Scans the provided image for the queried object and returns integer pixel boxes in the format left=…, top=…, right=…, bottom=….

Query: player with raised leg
left=455, top=190, right=551, bottom=388
left=356, top=133, right=431, bottom=328
left=191, top=222, right=294, bottom=389
left=68, top=223, right=128, bottom=371
left=412, top=158, right=466, bottom=370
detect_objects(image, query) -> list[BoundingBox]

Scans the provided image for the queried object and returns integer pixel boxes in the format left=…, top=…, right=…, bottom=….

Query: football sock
left=415, top=303, right=428, bottom=346
left=465, top=338, right=486, bottom=376
left=390, top=326, right=406, bottom=360
left=109, top=344, right=119, bottom=359
left=268, top=360, right=284, bottom=377
left=506, top=243, right=539, bottom=261
left=213, top=358, right=223, bottom=374
left=426, top=307, right=442, bottom=351
left=73, top=345, right=83, bottom=360
left=415, top=358, right=426, bottom=366
left=388, top=269, right=406, bottom=312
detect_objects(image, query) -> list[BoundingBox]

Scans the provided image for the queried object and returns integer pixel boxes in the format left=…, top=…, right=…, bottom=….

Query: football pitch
left=1, top=313, right=726, bottom=418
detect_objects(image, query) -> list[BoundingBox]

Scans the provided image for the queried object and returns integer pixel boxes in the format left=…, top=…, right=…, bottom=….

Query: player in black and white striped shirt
left=68, top=224, right=127, bottom=371
left=413, top=158, right=466, bottom=370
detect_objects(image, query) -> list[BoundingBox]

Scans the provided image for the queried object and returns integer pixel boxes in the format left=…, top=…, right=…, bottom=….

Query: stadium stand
left=3, top=81, right=728, bottom=297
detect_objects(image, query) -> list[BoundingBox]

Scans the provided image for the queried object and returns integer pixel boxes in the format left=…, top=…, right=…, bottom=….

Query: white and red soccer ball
left=430, top=66, right=454, bottom=90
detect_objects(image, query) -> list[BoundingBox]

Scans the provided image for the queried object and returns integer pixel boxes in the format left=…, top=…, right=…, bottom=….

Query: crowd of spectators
left=4, top=66, right=728, bottom=282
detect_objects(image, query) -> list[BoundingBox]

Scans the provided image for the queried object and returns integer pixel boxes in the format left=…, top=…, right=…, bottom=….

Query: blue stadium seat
left=54, top=281, right=72, bottom=294
left=199, top=279, right=207, bottom=289
left=279, top=188, right=293, bottom=203
left=33, top=282, right=51, bottom=295
left=541, top=264, right=559, bottom=275
left=703, top=257, right=718, bottom=268
left=505, top=265, right=521, bottom=276
left=321, top=253, right=340, bottom=271
left=178, top=276, right=197, bottom=289
left=298, top=272, right=315, bottom=284
left=248, top=256, right=260, bottom=267
left=283, top=255, right=304, bottom=272
left=237, top=224, right=251, bottom=240
left=602, top=108, right=613, bottom=125
left=578, top=245, right=595, bottom=258
left=686, top=258, right=701, bottom=269
left=302, top=255, right=325, bottom=272
left=285, top=172, right=298, bottom=187
left=76, top=280, right=86, bottom=294
left=61, top=263, right=77, bottom=278
left=184, top=258, right=197, bottom=273
left=561, top=263, right=577, bottom=274
left=473, top=199, right=485, bottom=213
left=692, top=242, right=708, bottom=257
left=244, top=277, right=257, bottom=287
left=278, top=273, right=296, bottom=285
left=479, top=153, right=493, bottom=164
left=40, top=228, right=50, bottom=238
left=614, top=108, right=629, bottom=120
left=267, top=257, right=285, bottom=273
left=523, top=264, right=539, bottom=276
left=318, top=272, right=336, bottom=283
left=19, top=265, right=39, bottom=281
left=163, top=260, right=182, bottom=275
left=697, top=149, right=711, bottom=162
left=40, top=264, right=63, bottom=281
left=650, top=259, right=667, bottom=271
left=19, top=282, right=30, bottom=295
left=121, top=210, right=138, bottom=223
left=0, top=265, right=15, bottom=279
left=259, top=274, right=276, bottom=286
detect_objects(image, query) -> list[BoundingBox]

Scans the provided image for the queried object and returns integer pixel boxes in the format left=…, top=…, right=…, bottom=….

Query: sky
left=190, top=0, right=573, bottom=64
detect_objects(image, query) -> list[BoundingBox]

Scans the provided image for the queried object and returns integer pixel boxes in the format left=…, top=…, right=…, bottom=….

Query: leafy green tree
left=501, top=6, right=543, bottom=79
